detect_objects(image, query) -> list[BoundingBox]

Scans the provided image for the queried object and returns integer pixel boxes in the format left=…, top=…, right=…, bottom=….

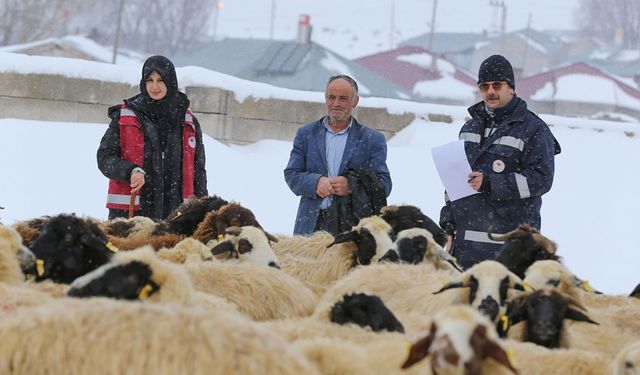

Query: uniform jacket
left=97, top=94, right=208, bottom=220
left=284, top=117, right=392, bottom=235
left=439, top=96, right=560, bottom=269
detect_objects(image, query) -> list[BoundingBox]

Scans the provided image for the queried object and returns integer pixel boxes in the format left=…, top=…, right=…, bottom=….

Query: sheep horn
left=328, top=231, right=358, bottom=248
left=210, top=240, right=235, bottom=256
left=433, top=280, right=467, bottom=294
left=564, top=307, right=598, bottom=325
left=264, top=231, right=279, bottom=243
left=487, top=226, right=520, bottom=242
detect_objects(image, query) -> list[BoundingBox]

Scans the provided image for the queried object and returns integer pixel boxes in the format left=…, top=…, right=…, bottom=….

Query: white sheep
left=0, top=224, right=35, bottom=283
left=402, top=305, right=518, bottom=375
left=208, top=225, right=281, bottom=268
left=272, top=215, right=395, bottom=294
left=0, top=299, right=321, bottom=375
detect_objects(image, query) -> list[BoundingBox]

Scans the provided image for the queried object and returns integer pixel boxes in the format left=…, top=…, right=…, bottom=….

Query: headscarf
left=134, top=55, right=187, bottom=132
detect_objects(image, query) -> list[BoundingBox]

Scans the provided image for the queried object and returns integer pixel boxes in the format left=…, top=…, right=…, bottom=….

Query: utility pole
left=212, top=1, right=224, bottom=41
left=428, top=0, right=438, bottom=71
left=427, top=0, right=437, bottom=51
left=389, top=0, right=396, bottom=50
left=112, top=0, right=125, bottom=64
left=269, top=0, right=276, bottom=40
left=521, top=13, right=532, bottom=78
left=488, top=0, right=506, bottom=36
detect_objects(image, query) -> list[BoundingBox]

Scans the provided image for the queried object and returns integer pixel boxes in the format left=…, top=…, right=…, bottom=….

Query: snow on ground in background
left=1, top=115, right=638, bottom=296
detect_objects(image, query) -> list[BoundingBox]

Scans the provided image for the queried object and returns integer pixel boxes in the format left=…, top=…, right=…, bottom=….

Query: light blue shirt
left=319, top=116, right=352, bottom=209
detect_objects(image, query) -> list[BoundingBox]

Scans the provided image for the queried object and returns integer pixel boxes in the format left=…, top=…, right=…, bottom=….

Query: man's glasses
left=478, top=81, right=506, bottom=92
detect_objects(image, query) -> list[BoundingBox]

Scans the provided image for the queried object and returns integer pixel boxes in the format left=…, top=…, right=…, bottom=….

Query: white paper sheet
left=431, top=140, right=479, bottom=201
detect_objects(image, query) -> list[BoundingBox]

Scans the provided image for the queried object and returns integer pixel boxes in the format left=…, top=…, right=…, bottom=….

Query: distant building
left=355, top=46, right=477, bottom=105
left=0, top=35, right=143, bottom=65
left=173, top=18, right=413, bottom=100
left=518, top=62, right=640, bottom=122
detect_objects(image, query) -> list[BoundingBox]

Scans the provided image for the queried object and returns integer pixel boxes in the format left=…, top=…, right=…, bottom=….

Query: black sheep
left=330, top=292, right=405, bottom=333
left=29, top=214, right=116, bottom=284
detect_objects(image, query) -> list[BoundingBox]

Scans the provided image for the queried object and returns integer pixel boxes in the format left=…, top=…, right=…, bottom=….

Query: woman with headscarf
left=97, top=55, right=208, bottom=220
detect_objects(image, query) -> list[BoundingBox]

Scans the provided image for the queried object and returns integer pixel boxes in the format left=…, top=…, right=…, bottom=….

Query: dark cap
left=477, top=54, right=515, bottom=89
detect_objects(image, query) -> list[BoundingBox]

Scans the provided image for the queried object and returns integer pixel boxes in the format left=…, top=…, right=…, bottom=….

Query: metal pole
left=389, top=0, right=395, bottom=49
left=212, top=2, right=221, bottom=40
left=112, top=0, right=125, bottom=64
left=270, top=0, right=276, bottom=40
left=427, top=0, right=437, bottom=51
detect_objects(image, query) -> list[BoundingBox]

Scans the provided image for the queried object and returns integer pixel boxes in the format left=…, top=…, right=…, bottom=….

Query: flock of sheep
left=0, top=195, right=639, bottom=375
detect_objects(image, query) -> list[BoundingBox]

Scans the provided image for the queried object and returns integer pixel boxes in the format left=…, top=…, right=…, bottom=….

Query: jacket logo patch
left=493, top=159, right=505, bottom=173
left=188, top=136, right=196, bottom=149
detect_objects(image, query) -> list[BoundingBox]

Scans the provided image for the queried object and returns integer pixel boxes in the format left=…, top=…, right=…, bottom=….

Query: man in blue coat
left=284, top=75, right=392, bottom=235
left=439, top=55, right=561, bottom=269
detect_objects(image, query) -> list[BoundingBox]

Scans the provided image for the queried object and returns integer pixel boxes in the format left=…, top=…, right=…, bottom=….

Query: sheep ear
left=401, top=324, right=435, bottom=369
left=328, top=231, right=358, bottom=248
left=565, top=308, right=598, bottom=325
left=264, top=231, right=279, bottom=243
left=211, top=240, right=235, bottom=256
left=433, top=281, right=466, bottom=294
left=472, top=325, right=519, bottom=374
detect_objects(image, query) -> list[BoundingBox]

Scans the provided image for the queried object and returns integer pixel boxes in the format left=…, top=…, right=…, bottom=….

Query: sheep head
left=29, top=214, right=115, bottom=284
left=498, top=289, right=598, bottom=348
left=330, top=292, right=404, bottom=333
left=327, top=216, right=395, bottom=266
left=491, top=224, right=559, bottom=279
left=210, top=226, right=281, bottom=269
left=433, top=261, right=525, bottom=323
left=193, top=203, right=278, bottom=244
left=165, top=195, right=229, bottom=236
left=524, top=260, right=600, bottom=300
left=613, top=341, right=640, bottom=375
left=402, top=305, right=518, bottom=374
left=379, top=204, right=448, bottom=247
left=380, top=227, right=463, bottom=272
left=67, top=260, right=159, bottom=300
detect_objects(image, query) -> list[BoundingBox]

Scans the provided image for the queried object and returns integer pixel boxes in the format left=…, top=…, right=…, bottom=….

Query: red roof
left=517, top=62, right=640, bottom=102
left=355, top=46, right=476, bottom=91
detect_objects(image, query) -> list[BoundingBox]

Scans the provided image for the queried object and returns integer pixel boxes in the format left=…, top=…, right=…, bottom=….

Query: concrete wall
left=0, top=72, right=452, bottom=144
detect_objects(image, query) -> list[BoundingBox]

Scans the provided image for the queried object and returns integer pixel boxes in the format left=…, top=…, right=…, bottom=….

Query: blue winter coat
left=284, top=117, right=392, bottom=235
left=439, top=97, right=560, bottom=269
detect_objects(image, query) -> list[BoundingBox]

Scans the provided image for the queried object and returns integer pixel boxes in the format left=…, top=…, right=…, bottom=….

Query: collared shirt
left=320, top=116, right=352, bottom=209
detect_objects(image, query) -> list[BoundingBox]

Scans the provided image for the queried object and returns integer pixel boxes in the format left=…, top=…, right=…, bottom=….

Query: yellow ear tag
left=138, top=284, right=154, bottom=300
left=581, top=280, right=594, bottom=293
left=175, top=211, right=182, bottom=218
left=36, top=259, right=45, bottom=277
left=217, top=234, right=224, bottom=241
left=501, top=315, right=510, bottom=333
left=405, top=340, right=413, bottom=356
left=25, top=273, right=34, bottom=281
left=523, top=281, right=533, bottom=292
left=105, top=242, right=119, bottom=253
left=506, top=348, right=516, bottom=367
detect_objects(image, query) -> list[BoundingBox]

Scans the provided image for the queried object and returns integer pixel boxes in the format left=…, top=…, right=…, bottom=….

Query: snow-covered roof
left=0, top=35, right=143, bottom=65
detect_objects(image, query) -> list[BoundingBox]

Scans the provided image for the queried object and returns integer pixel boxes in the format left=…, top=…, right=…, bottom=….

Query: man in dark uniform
left=440, top=54, right=561, bottom=269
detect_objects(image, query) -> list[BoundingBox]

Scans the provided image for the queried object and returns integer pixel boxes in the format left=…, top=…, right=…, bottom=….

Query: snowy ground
left=0, top=112, right=638, bottom=296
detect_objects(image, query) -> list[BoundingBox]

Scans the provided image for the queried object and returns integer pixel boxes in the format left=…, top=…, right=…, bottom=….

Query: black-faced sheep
left=193, top=202, right=278, bottom=244
left=379, top=204, right=448, bottom=247
left=497, top=289, right=598, bottom=348
left=402, top=305, right=518, bottom=375
left=29, top=214, right=116, bottom=284
left=329, top=292, right=405, bottom=333
left=630, top=283, right=640, bottom=299
left=209, top=226, right=281, bottom=268
left=158, top=194, right=229, bottom=236
left=434, top=260, right=525, bottom=323
left=379, top=227, right=463, bottom=272
left=67, top=247, right=239, bottom=313
left=490, top=224, right=559, bottom=279
left=271, top=216, right=396, bottom=294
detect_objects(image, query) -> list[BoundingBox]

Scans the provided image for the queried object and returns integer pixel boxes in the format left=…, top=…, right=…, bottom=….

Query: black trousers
left=314, top=208, right=336, bottom=234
